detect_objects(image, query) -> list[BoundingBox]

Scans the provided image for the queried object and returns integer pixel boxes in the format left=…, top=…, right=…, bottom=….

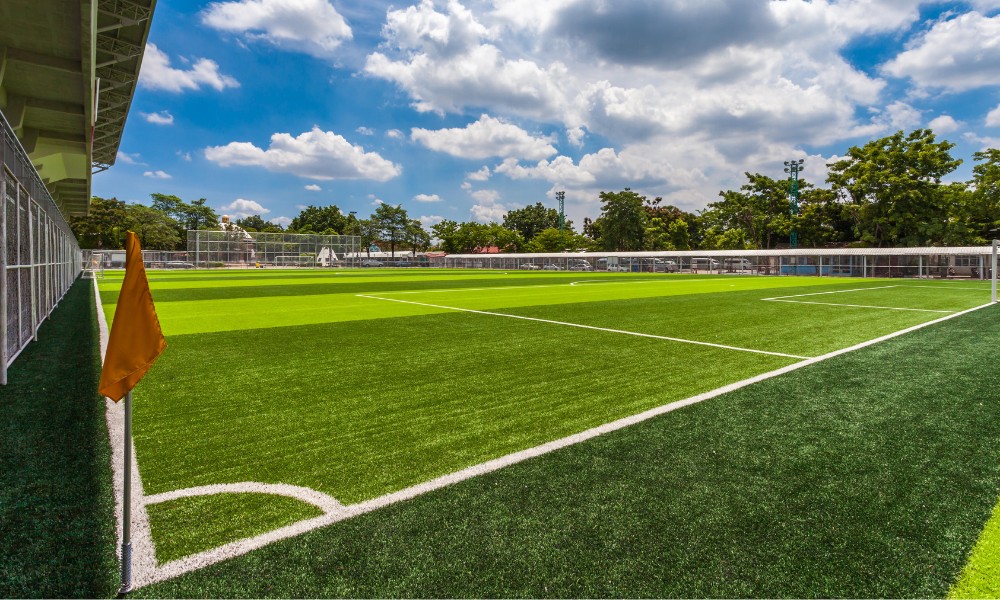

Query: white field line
left=764, top=299, right=955, bottom=314
left=901, top=285, right=990, bottom=291
left=761, top=283, right=982, bottom=313
left=356, top=293, right=808, bottom=360
left=760, top=285, right=899, bottom=300
left=143, top=298, right=998, bottom=588
left=144, top=483, right=347, bottom=515
left=375, top=278, right=698, bottom=295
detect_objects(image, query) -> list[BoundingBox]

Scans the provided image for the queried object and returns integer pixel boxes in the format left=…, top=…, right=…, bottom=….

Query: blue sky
left=93, top=0, right=1000, bottom=231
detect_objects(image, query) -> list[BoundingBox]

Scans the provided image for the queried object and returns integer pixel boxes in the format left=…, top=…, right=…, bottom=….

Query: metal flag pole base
left=119, top=390, right=133, bottom=594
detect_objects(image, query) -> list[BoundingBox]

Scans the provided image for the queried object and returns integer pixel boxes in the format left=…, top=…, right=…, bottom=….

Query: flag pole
left=120, top=389, right=133, bottom=594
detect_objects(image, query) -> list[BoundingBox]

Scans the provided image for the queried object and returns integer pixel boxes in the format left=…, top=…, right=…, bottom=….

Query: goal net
left=83, top=252, right=105, bottom=279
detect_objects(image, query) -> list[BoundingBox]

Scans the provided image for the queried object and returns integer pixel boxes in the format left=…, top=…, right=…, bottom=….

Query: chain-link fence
left=186, top=230, right=362, bottom=267
left=439, top=248, right=996, bottom=279
left=1, top=112, right=82, bottom=384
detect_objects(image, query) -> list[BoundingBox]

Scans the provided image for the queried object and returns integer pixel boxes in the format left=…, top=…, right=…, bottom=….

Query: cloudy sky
left=94, top=0, right=1000, bottom=230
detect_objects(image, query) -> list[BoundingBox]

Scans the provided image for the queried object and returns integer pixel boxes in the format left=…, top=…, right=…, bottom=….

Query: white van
left=723, top=258, right=753, bottom=271
left=691, top=257, right=719, bottom=271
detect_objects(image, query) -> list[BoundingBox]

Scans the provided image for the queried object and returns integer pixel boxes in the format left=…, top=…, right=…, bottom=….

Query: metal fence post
left=1, top=176, right=7, bottom=385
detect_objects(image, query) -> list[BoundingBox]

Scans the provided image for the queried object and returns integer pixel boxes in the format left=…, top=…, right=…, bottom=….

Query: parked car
left=723, top=258, right=753, bottom=271
left=568, top=260, right=593, bottom=271
left=542, top=264, right=564, bottom=271
left=165, top=261, right=194, bottom=269
left=361, top=259, right=383, bottom=267
left=519, top=263, right=541, bottom=270
left=606, top=265, right=630, bottom=272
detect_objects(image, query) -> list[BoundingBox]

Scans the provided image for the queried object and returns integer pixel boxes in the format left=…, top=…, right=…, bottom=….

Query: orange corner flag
left=98, top=232, right=167, bottom=402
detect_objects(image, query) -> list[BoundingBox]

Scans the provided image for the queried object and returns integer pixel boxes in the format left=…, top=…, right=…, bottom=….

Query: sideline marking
left=357, top=293, right=809, bottom=359
left=761, top=284, right=967, bottom=313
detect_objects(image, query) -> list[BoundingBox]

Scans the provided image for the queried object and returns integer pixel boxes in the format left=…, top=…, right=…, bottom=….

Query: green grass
left=132, top=299, right=1000, bottom=598
left=0, top=280, right=117, bottom=598
left=950, top=497, right=1000, bottom=598
left=95, top=269, right=998, bottom=585
left=146, top=494, right=323, bottom=564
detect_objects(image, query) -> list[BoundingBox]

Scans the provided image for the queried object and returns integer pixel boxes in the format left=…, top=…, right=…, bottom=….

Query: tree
left=235, top=214, right=270, bottom=232
left=70, top=196, right=129, bottom=249
left=966, top=148, right=1000, bottom=242
left=357, top=218, right=380, bottom=258
left=703, top=173, right=792, bottom=249
left=125, top=204, right=182, bottom=249
left=289, top=205, right=348, bottom=234
left=373, top=203, right=409, bottom=257
left=150, top=193, right=219, bottom=232
left=598, top=188, right=647, bottom=250
left=827, top=129, right=961, bottom=247
left=404, top=219, right=432, bottom=255
left=502, top=202, right=570, bottom=242
left=431, top=219, right=462, bottom=253
left=523, top=227, right=585, bottom=252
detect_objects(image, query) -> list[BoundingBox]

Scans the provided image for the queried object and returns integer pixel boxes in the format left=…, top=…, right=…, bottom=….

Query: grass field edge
left=112, top=281, right=997, bottom=589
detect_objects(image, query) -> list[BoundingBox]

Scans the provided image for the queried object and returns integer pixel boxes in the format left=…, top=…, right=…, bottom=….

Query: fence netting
left=1, top=116, right=82, bottom=384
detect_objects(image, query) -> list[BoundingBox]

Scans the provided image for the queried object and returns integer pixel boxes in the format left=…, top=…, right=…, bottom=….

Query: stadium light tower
left=556, top=190, right=566, bottom=249
left=784, top=159, right=804, bottom=249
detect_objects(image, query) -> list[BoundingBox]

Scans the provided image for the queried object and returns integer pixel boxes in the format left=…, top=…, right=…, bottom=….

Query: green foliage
left=828, top=129, right=961, bottom=247
left=373, top=203, right=410, bottom=256
left=502, top=202, right=568, bottom=242
left=126, top=204, right=183, bottom=250
left=151, top=193, right=219, bottom=231
left=598, top=188, right=647, bottom=250
left=69, top=196, right=128, bottom=249
left=235, top=214, right=276, bottom=232
left=289, top=205, right=348, bottom=234
left=404, top=219, right=431, bottom=254
left=432, top=220, right=524, bottom=253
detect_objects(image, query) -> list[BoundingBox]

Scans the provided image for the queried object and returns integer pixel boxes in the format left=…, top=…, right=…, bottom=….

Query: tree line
left=72, top=129, right=1000, bottom=254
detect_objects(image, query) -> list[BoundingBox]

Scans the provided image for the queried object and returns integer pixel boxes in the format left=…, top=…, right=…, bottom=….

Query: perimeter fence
left=186, top=230, right=363, bottom=268
left=439, top=248, right=997, bottom=279
left=1, top=112, right=82, bottom=384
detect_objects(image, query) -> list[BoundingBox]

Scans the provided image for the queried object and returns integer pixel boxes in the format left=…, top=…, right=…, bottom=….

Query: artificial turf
left=0, top=279, right=118, bottom=598
left=132, top=300, right=1000, bottom=598
left=94, top=271, right=995, bottom=564
left=146, top=493, right=323, bottom=564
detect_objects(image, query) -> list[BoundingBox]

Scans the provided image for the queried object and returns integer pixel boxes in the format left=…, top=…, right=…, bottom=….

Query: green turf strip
left=133, top=303, right=1000, bottom=598
left=0, top=280, right=117, bottom=598
left=950, top=497, right=1000, bottom=598
left=130, top=307, right=794, bottom=502
left=146, top=493, right=323, bottom=564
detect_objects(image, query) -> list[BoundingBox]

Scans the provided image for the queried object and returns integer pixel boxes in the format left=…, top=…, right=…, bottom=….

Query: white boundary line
left=763, top=299, right=955, bottom=313
left=760, top=285, right=899, bottom=300
left=762, top=283, right=988, bottom=313
left=93, top=277, right=997, bottom=589
left=356, top=293, right=809, bottom=359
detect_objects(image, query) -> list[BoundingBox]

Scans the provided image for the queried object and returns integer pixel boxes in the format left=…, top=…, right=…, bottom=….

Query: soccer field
left=96, top=269, right=995, bottom=583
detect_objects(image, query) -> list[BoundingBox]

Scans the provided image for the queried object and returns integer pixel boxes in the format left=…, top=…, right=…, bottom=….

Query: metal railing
left=0, top=110, right=82, bottom=384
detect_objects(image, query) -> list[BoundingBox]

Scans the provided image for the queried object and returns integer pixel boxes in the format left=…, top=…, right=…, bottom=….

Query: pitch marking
left=357, top=293, right=808, bottom=359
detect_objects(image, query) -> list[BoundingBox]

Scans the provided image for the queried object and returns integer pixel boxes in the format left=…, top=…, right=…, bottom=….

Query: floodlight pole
left=556, top=190, right=566, bottom=249
left=784, top=159, right=804, bottom=249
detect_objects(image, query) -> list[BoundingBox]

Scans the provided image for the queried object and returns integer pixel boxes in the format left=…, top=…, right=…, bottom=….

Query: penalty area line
left=357, top=293, right=809, bottom=360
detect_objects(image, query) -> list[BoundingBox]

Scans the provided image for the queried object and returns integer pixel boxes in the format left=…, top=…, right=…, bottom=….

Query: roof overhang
left=0, top=0, right=154, bottom=218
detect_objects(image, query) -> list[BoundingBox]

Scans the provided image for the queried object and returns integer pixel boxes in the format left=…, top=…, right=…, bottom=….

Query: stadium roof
left=0, top=0, right=154, bottom=218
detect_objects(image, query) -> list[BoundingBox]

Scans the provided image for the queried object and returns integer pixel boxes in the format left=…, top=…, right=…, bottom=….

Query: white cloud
left=143, top=170, right=172, bottom=179
left=369, top=194, right=385, bottom=206
left=412, top=114, right=557, bottom=160
left=928, top=114, right=961, bottom=133
left=882, top=11, right=1000, bottom=91
left=420, top=214, right=444, bottom=229
left=883, top=100, right=923, bottom=130
left=356, top=126, right=375, bottom=136
left=270, top=216, right=292, bottom=227
left=304, top=184, right=322, bottom=191
left=986, top=104, right=1000, bottom=127
left=386, top=129, right=404, bottom=139
left=964, top=132, right=1000, bottom=150
left=468, top=188, right=507, bottom=223
left=142, top=110, right=174, bottom=125
left=201, top=0, right=352, bottom=58
left=177, top=150, right=192, bottom=161
left=204, top=126, right=401, bottom=181
left=139, top=43, right=239, bottom=93
left=116, top=151, right=144, bottom=165
left=466, top=165, right=490, bottom=181
left=413, top=193, right=441, bottom=202
left=219, top=198, right=271, bottom=219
